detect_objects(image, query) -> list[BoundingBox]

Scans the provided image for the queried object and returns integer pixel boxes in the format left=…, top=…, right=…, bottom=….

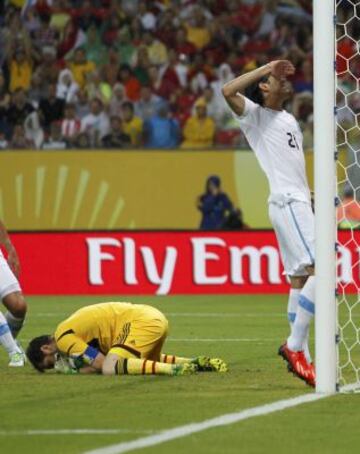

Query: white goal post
left=315, top=0, right=360, bottom=394
left=314, top=0, right=337, bottom=394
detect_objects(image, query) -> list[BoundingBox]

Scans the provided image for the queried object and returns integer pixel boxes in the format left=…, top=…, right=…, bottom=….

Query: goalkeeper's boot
left=172, top=363, right=197, bottom=376
left=192, top=356, right=228, bottom=373
left=278, top=343, right=315, bottom=387
left=8, top=351, right=26, bottom=367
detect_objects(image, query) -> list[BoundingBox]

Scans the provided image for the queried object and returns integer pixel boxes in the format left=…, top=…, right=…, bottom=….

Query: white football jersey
left=235, top=97, right=311, bottom=202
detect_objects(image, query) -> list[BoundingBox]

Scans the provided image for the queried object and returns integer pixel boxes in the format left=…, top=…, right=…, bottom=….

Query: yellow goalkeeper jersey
left=54, top=302, right=149, bottom=361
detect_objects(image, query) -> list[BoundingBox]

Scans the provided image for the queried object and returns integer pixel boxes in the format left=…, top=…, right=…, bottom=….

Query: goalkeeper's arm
left=55, top=331, right=106, bottom=372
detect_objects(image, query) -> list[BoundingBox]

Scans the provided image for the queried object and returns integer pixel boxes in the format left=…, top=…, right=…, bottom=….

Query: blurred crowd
left=0, top=0, right=317, bottom=150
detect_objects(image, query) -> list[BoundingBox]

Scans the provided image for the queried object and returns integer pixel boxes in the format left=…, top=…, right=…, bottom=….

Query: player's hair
left=245, top=76, right=269, bottom=106
left=26, top=335, right=52, bottom=372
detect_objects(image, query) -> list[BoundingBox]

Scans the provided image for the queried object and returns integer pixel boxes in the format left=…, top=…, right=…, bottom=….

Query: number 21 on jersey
left=287, top=132, right=299, bottom=150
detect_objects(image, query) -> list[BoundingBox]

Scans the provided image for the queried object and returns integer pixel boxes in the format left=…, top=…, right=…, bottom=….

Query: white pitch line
left=168, top=313, right=285, bottom=318
left=167, top=338, right=271, bottom=342
left=19, top=338, right=273, bottom=344
left=0, top=429, right=154, bottom=436
left=32, top=312, right=285, bottom=318
left=83, top=393, right=327, bottom=454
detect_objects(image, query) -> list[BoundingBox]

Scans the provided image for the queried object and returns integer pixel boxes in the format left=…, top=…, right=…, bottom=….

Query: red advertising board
left=9, top=231, right=360, bottom=295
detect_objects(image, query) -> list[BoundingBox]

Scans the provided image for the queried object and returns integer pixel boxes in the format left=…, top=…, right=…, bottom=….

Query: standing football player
left=222, top=60, right=315, bottom=387
left=0, top=219, right=27, bottom=366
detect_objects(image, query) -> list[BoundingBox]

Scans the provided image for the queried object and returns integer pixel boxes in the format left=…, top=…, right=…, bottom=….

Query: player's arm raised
left=221, top=60, right=295, bottom=116
left=0, top=219, right=20, bottom=277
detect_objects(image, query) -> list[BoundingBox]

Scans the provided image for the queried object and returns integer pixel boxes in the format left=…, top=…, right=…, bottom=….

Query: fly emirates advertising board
left=9, top=231, right=360, bottom=295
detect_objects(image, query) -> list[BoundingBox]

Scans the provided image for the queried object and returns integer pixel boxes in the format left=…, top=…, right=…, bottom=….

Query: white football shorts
left=268, top=199, right=315, bottom=276
left=0, top=250, right=21, bottom=298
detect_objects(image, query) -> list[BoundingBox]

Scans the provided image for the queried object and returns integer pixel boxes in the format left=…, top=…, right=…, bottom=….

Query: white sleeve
left=234, top=96, right=259, bottom=121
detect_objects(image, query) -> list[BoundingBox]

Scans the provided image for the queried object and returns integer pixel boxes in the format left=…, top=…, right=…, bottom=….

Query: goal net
left=336, top=0, right=360, bottom=391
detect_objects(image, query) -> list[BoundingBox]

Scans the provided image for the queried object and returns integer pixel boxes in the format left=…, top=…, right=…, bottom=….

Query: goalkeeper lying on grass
left=26, top=302, right=228, bottom=376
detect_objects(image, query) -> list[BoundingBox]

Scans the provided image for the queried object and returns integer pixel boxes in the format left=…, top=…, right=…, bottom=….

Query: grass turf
left=0, top=295, right=359, bottom=454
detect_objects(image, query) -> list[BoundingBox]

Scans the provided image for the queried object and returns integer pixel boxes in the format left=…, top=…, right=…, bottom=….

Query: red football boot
left=278, top=343, right=316, bottom=387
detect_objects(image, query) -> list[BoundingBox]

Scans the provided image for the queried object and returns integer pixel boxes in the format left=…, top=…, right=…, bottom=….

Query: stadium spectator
left=337, top=186, right=360, bottom=229
left=28, top=71, right=45, bottom=106
left=188, top=53, right=214, bottom=94
left=143, top=105, right=180, bottom=149
left=61, top=103, right=81, bottom=144
left=142, top=30, right=168, bottom=66
left=85, top=70, right=112, bottom=105
left=38, top=83, right=65, bottom=132
left=102, top=46, right=121, bottom=86
left=74, top=131, right=91, bottom=149
left=73, top=0, right=104, bottom=32
left=81, top=98, right=110, bottom=147
left=31, top=12, right=59, bottom=52
left=173, top=26, right=197, bottom=59
left=42, top=121, right=67, bottom=150
left=57, top=20, right=86, bottom=59
left=68, top=48, right=96, bottom=89
left=118, top=64, right=141, bottom=102
left=56, top=68, right=79, bottom=103
left=115, top=27, right=137, bottom=66
left=149, top=57, right=181, bottom=99
left=84, top=23, right=107, bottom=66
left=0, top=71, right=10, bottom=113
left=0, top=0, right=317, bottom=150
left=137, top=1, right=156, bottom=31
left=74, top=88, right=90, bottom=119
left=101, top=116, right=131, bottom=149
left=202, top=87, right=218, bottom=124
left=37, top=45, right=60, bottom=87
left=122, top=101, right=143, bottom=146
left=109, top=83, right=127, bottom=117
left=182, top=98, right=215, bottom=149
left=6, top=88, right=34, bottom=135
left=9, top=123, right=33, bottom=149
left=184, top=6, right=212, bottom=51
left=210, top=63, right=235, bottom=127
left=7, top=47, right=33, bottom=93
left=24, top=111, right=44, bottom=149
left=132, top=46, right=151, bottom=85
left=0, top=133, right=8, bottom=150
left=293, top=59, right=313, bottom=93
left=135, top=85, right=165, bottom=121
left=197, top=175, right=234, bottom=230
left=102, top=14, right=123, bottom=48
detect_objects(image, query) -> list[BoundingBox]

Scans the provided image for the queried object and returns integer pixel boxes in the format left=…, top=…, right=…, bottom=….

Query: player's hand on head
left=269, top=60, right=295, bottom=79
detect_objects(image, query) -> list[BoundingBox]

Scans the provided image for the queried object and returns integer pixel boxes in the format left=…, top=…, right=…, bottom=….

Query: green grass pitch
left=1, top=295, right=360, bottom=454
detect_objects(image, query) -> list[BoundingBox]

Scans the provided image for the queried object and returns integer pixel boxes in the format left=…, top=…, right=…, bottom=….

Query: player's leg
left=0, top=311, right=24, bottom=366
left=270, top=200, right=315, bottom=385
left=0, top=249, right=27, bottom=339
left=102, top=349, right=196, bottom=376
left=287, top=269, right=315, bottom=353
left=287, top=275, right=312, bottom=363
left=3, top=291, right=27, bottom=339
left=160, top=354, right=228, bottom=372
left=132, top=306, right=228, bottom=372
left=104, top=307, right=196, bottom=376
left=0, top=257, right=27, bottom=366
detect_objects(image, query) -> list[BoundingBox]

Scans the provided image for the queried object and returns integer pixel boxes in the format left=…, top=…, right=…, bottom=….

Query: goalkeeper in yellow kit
left=26, top=302, right=227, bottom=376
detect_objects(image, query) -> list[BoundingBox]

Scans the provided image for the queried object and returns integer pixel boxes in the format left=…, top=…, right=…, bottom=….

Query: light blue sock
left=0, top=312, right=20, bottom=355
left=5, top=312, right=24, bottom=338
left=287, top=277, right=315, bottom=352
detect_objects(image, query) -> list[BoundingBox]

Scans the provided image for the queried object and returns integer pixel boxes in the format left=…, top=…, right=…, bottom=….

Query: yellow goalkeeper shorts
left=109, top=305, right=169, bottom=361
